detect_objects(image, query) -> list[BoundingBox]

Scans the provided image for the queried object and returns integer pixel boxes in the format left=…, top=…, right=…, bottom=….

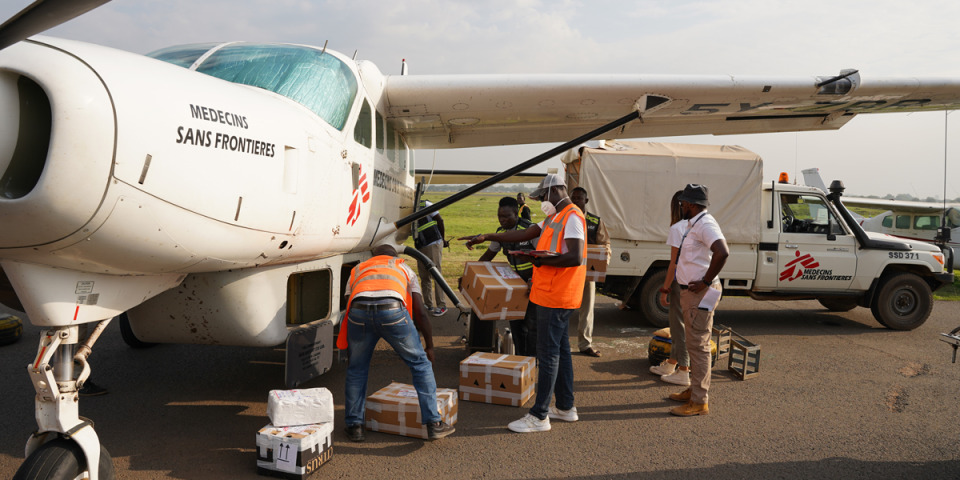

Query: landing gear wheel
left=637, top=269, right=669, bottom=328
left=13, top=438, right=115, bottom=480
left=870, top=273, right=932, bottom=331
left=817, top=297, right=858, bottom=312
left=118, top=313, right=156, bottom=349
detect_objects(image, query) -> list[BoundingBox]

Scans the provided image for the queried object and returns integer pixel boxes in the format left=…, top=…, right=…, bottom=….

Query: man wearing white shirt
left=669, top=184, right=729, bottom=417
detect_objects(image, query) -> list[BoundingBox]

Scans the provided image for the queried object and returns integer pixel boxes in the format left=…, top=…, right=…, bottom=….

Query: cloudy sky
left=4, top=0, right=960, bottom=198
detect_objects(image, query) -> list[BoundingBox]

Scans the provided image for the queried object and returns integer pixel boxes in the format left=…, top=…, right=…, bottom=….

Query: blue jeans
left=529, top=303, right=575, bottom=420
left=343, top=306, right=441, bottom=427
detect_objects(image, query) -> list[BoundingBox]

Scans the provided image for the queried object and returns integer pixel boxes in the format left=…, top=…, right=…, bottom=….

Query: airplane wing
left=413, top=170, right=545, bottom=185
left=836, top=196, right=959, bottom=214
left=384, top=71, right=960, bottom=149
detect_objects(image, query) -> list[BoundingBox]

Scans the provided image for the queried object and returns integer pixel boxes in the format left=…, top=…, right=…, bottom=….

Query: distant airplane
left=802, top=168, right=959, bottom=268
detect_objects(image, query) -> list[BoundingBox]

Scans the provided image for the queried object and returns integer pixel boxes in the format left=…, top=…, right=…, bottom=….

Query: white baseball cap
left=529, top=173, right=566, bottom=200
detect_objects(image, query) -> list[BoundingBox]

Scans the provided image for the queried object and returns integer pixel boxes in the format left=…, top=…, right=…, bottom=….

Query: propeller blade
left=0, top=0, right=111, bottom=51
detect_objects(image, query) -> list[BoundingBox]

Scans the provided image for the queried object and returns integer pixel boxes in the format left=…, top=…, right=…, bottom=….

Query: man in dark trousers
left=570, top=186, right=609, bottom=358
left=467, top=196, right=538, bottom=355
left=462, top=173, right=586, bottom=433
left=338, top=244, right=455, bottom=441
left=668, top=184, right=728, bottom=417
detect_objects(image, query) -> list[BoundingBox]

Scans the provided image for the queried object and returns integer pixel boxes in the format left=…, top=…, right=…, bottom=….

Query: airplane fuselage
left=0, top=37, right=415, bottom=338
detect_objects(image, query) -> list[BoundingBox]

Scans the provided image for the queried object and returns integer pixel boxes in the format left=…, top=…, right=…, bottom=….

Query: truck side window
left=781, top=194, right=840, bottom=235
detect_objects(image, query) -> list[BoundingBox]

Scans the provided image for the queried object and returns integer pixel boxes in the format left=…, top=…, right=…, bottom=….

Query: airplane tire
left=118, top=313, right=156, bottom=349
left=13, top=438, right=115, bottom=480
left=817, top=297, right=858, bottom=312
left=870, top=273, right=932, bottom=331
left=637, top=269, right=669, bottom=328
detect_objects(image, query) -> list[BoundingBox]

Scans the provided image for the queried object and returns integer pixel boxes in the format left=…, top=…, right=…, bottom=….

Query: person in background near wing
left=668, top=184, right=728, bottom=417
left=338, top=244, right=455, bottom=442
left=465, top=196, right=539, bottom=355
left=461, top=173, right=586, bottom=433
left=570, top=186, right=609, bottom=358
left=517, top=192, right=532, bottom=221
left=650, top=190, right=691, bottom=386
left=414, top=199, right=449, bottom=317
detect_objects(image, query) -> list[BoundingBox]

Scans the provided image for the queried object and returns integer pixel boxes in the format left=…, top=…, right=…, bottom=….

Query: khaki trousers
left=416, top=242, right=445, bottom=309
left=679, top=282, right=721, bottom=404
left=577, top=281, right=596, bottom=351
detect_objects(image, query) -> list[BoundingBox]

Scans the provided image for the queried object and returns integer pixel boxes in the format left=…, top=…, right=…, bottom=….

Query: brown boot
left=670, top=401, right=709, bottom=416
left=668, top=388, right=691, bottom=403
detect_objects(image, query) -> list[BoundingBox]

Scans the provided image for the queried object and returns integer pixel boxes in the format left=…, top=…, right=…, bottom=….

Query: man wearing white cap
left=461, top=173, right=587, bottom=433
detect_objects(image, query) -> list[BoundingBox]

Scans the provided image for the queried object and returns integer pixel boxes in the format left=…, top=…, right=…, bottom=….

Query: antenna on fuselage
left=321, top=40, right=328, bottom=55
left=353, top=50, right=358, bottom=60
left=401, top=59, right=408, bottom=75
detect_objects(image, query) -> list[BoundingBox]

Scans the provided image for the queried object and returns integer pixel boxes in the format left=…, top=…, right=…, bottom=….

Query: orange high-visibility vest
left=529, top=203, right=587, bottom=309
left=336, top=256, right=414, bottom=349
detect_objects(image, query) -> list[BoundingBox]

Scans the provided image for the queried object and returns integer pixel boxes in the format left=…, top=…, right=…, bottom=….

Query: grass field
left=404, top=192, right=543, bottom=286
left=406, top=192, right=960, bottom=300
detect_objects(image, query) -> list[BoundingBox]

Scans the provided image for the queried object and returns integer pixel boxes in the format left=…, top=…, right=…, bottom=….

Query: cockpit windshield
left=147, top=43, right=358, bottom=131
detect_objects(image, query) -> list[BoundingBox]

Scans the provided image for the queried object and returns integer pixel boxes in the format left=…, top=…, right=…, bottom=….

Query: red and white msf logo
left=346, top=165, right=370, bottom=227
left=779, top=249, right=820, bottom=282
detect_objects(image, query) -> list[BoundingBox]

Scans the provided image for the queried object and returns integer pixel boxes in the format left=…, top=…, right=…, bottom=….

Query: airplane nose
left=0, top=72, right=51, bottom=199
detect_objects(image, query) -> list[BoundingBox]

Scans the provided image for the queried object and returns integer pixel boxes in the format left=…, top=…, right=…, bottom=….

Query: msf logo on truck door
left=780, top=249, right=853, bottom=282
left=780, top=250, right=820, bottom=282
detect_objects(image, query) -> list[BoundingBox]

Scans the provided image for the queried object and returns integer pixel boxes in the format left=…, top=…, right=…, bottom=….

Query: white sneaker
left=661, top=369, right=691, bottom=386
left=650, top=361, right=677, bottom=376
left=507, top=414, right=551, bottom=433
left=548, top=406, right=579, bottom=422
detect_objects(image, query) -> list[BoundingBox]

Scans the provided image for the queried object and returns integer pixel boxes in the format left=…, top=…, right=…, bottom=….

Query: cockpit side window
left=353, top=100, right=372, bottom=148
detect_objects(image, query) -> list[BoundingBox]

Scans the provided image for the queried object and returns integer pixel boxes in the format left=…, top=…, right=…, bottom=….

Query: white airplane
left=5, top=1, right=960, bottom=478
left=802, top=168, right=960, bottom=268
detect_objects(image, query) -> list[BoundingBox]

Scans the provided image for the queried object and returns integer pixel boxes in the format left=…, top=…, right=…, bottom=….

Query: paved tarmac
left=1, top=295, right=958, bottom=479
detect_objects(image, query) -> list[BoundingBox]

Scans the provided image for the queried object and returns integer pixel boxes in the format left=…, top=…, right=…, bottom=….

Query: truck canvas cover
left=572, top=141, right=762, bottom=244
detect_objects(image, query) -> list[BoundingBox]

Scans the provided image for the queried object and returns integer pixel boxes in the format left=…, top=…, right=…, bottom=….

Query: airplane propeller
left=0, top=0, right=111, bottom=51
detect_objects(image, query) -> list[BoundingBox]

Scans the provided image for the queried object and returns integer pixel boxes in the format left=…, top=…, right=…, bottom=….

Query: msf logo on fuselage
left=347, top=165, right=370, bottom=226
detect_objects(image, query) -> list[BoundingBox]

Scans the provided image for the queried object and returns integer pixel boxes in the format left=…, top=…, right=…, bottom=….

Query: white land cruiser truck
left=565, top=141, right=952, bottom=330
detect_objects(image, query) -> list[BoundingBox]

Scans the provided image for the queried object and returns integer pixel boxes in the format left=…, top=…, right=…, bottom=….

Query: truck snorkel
left=827, top=180, right=910, bottom=251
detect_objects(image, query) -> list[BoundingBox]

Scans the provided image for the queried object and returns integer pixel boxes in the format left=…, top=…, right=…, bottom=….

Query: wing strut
left=378, top=104, right=654, bottom=242
left=0, top=0, right=111, bottom=51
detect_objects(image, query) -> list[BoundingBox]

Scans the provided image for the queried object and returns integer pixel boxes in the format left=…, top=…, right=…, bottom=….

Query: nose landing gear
left=14, top=323, right=115, bottom=480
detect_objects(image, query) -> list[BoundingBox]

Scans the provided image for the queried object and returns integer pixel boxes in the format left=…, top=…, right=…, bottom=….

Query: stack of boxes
left=256, top=388, right=334, bottom=479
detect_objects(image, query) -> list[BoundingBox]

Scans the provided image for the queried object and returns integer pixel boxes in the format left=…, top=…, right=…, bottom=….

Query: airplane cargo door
left=777, top=194, right=856, bottom=290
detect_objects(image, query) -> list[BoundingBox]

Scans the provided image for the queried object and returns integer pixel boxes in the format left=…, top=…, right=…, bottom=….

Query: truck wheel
left=817, top=297, right=858, bottom=312
left=13, top=438, right=115, bottom=480
left=638, top=269, right=670, bottom=328
left=870, top=273, right=932, bottom=331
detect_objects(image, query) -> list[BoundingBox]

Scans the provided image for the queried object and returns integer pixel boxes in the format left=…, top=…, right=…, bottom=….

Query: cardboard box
left=586, top=245, right=609, bottom=282
left=256, top=423, right=333, bottom=479
left=460, top=261, right=529, bottom=320
left=459, top=352, right=536, bottom=407
left=267, top=388, right=334, bottom=427
left=365, top=382, right=458, bottom=439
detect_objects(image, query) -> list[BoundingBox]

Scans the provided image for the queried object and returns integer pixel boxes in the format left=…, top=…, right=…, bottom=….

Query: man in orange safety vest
left=461, top=173, right=586, bottom=434
left=339, top=244, right=455, bottom=442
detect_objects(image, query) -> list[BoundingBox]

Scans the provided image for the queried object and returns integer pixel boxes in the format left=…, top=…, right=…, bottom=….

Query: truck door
left=777, top=193, right=856, bottom=290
